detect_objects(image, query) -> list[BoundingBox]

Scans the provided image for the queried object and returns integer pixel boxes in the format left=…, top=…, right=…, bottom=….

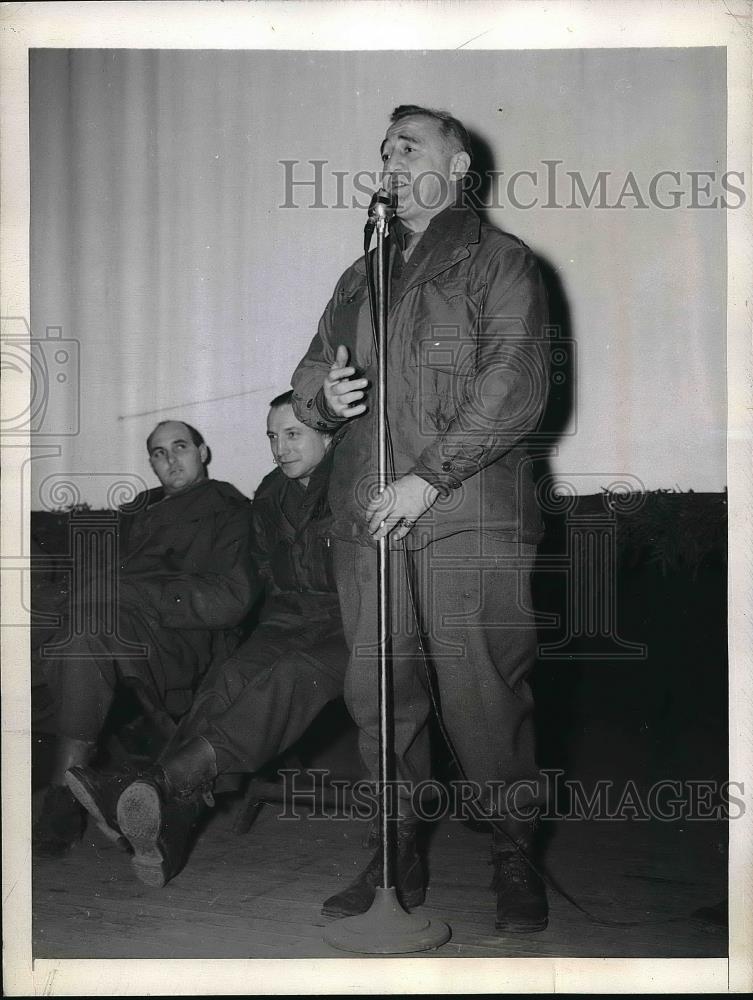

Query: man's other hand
left=366, top=474, right=440, bottom=541
left=323, top=345, right=369, bottom=419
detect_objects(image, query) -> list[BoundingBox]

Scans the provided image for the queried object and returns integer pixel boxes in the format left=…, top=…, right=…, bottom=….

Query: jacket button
left=441, top=461, right=454, bottom=472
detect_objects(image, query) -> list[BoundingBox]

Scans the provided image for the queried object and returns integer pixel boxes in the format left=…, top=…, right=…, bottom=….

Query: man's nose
left=383, top=151, right=404, bottom=178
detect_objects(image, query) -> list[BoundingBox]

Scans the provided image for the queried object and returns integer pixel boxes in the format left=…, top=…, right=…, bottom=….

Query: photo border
left=2, top=1, right=751, bottom=994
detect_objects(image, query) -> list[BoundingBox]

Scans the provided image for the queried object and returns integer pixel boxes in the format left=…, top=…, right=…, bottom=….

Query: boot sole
left=494, top=917, right=549, bottom=934
left=117, top=782, right=168, bottom=888
left=65, top=769, right=127, bottom=850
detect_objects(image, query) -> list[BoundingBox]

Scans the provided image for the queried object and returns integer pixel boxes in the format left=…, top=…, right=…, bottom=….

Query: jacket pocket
left=407, top=357, right=475, bottom=433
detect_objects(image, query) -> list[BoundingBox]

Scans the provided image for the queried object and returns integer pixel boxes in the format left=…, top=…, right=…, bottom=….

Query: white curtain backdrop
left=30, top=48, right=727, bottom=507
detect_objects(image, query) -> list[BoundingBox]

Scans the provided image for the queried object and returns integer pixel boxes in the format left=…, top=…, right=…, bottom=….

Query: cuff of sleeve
left=295, top=388, right=346, bottom=432
left=412, top=461, right=463, bottom=497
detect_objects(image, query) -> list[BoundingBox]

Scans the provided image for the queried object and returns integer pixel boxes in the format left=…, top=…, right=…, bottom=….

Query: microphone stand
left=324, top=198, right=451, bottom=955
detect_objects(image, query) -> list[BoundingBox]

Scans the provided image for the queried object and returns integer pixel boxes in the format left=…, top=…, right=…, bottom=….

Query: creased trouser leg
left=410, top=533, right=542, bottom=814
left=44, top=655, right=116, bottom=745
left=173, top=620, right=349, bottom=774
left=333, top=534, right=542, bottom=814
left=334, top=540, right=431, bottom=797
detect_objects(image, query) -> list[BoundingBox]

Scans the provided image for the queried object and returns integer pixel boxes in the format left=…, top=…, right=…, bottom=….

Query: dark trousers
left=176, top=602, right=349, bottom=775
left=334, top=533, right=542, bottom=815
left=39, top=603, right=213, bottom=742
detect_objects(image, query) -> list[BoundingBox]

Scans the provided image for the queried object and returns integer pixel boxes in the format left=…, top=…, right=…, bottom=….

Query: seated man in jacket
left=65, top=391, right=350, bottom=888
left=33, top=420, right=255, bottom=857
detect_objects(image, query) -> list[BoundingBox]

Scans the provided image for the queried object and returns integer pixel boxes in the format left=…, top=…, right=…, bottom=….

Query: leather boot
left=65, top=763, right=143, bottom=849
left=116, top=736, right=217, bottom=887
left=154, top=735, right=219, bottom=799
left=321, top=818, right=426, bottom=918
left=32, top=737, right=95, bottom=857
left=490, top=819, right=548, bottom=933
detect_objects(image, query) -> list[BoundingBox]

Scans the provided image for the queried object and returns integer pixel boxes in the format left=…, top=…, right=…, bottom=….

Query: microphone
left=365, top=187, right=397, bottom=233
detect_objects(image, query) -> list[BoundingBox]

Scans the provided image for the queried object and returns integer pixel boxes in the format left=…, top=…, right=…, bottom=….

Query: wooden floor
left=33, top=779, right=727, bottom=959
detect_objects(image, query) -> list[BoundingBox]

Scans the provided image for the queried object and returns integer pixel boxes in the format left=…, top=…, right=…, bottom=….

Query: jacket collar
left=129, top=478, right=242, bottom=521
left=276, top=446, right=334, bottom=536
left=389, top=201, right=481, bottom=302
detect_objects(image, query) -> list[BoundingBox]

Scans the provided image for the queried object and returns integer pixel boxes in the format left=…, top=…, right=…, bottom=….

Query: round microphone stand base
left=323, top=887, right=451, bottom=955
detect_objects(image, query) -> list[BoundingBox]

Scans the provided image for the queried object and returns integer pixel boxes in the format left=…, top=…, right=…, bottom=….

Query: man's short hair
left=146, top=420, right=205, bottom=452
left=269, top=389, right=294, bottom=409
left=390, top=105, right=472, bottom=159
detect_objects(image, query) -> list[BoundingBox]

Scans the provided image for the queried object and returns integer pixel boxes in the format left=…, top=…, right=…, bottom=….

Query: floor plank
left=33, top=788, right=727, bottom=959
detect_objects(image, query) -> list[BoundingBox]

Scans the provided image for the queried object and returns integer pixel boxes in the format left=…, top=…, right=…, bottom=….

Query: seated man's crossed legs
left=32, top=603, right=214, bottom=857
left=65, top=615, right=348, bottom=886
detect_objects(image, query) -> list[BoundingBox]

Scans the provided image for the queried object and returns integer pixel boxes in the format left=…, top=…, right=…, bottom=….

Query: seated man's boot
left=32, top=737, right=95, bottom=857
left=116, top=736, right=217, bottom=888
left=32, top=786, right=87, bottom=858
left=490, top=820, right=548, bottom=933
left=322, top=818, right=426, bottom=918
left=66, top=763, right=144, bottom=849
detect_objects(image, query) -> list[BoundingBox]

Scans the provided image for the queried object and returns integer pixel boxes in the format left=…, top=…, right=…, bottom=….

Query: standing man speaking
left=292, top=105, right=550, bottom=933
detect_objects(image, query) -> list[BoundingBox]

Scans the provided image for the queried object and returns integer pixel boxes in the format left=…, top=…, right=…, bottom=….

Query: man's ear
left=199, top=443, right=209, bottom=465
left=451, top=150, right=471, bottom=182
